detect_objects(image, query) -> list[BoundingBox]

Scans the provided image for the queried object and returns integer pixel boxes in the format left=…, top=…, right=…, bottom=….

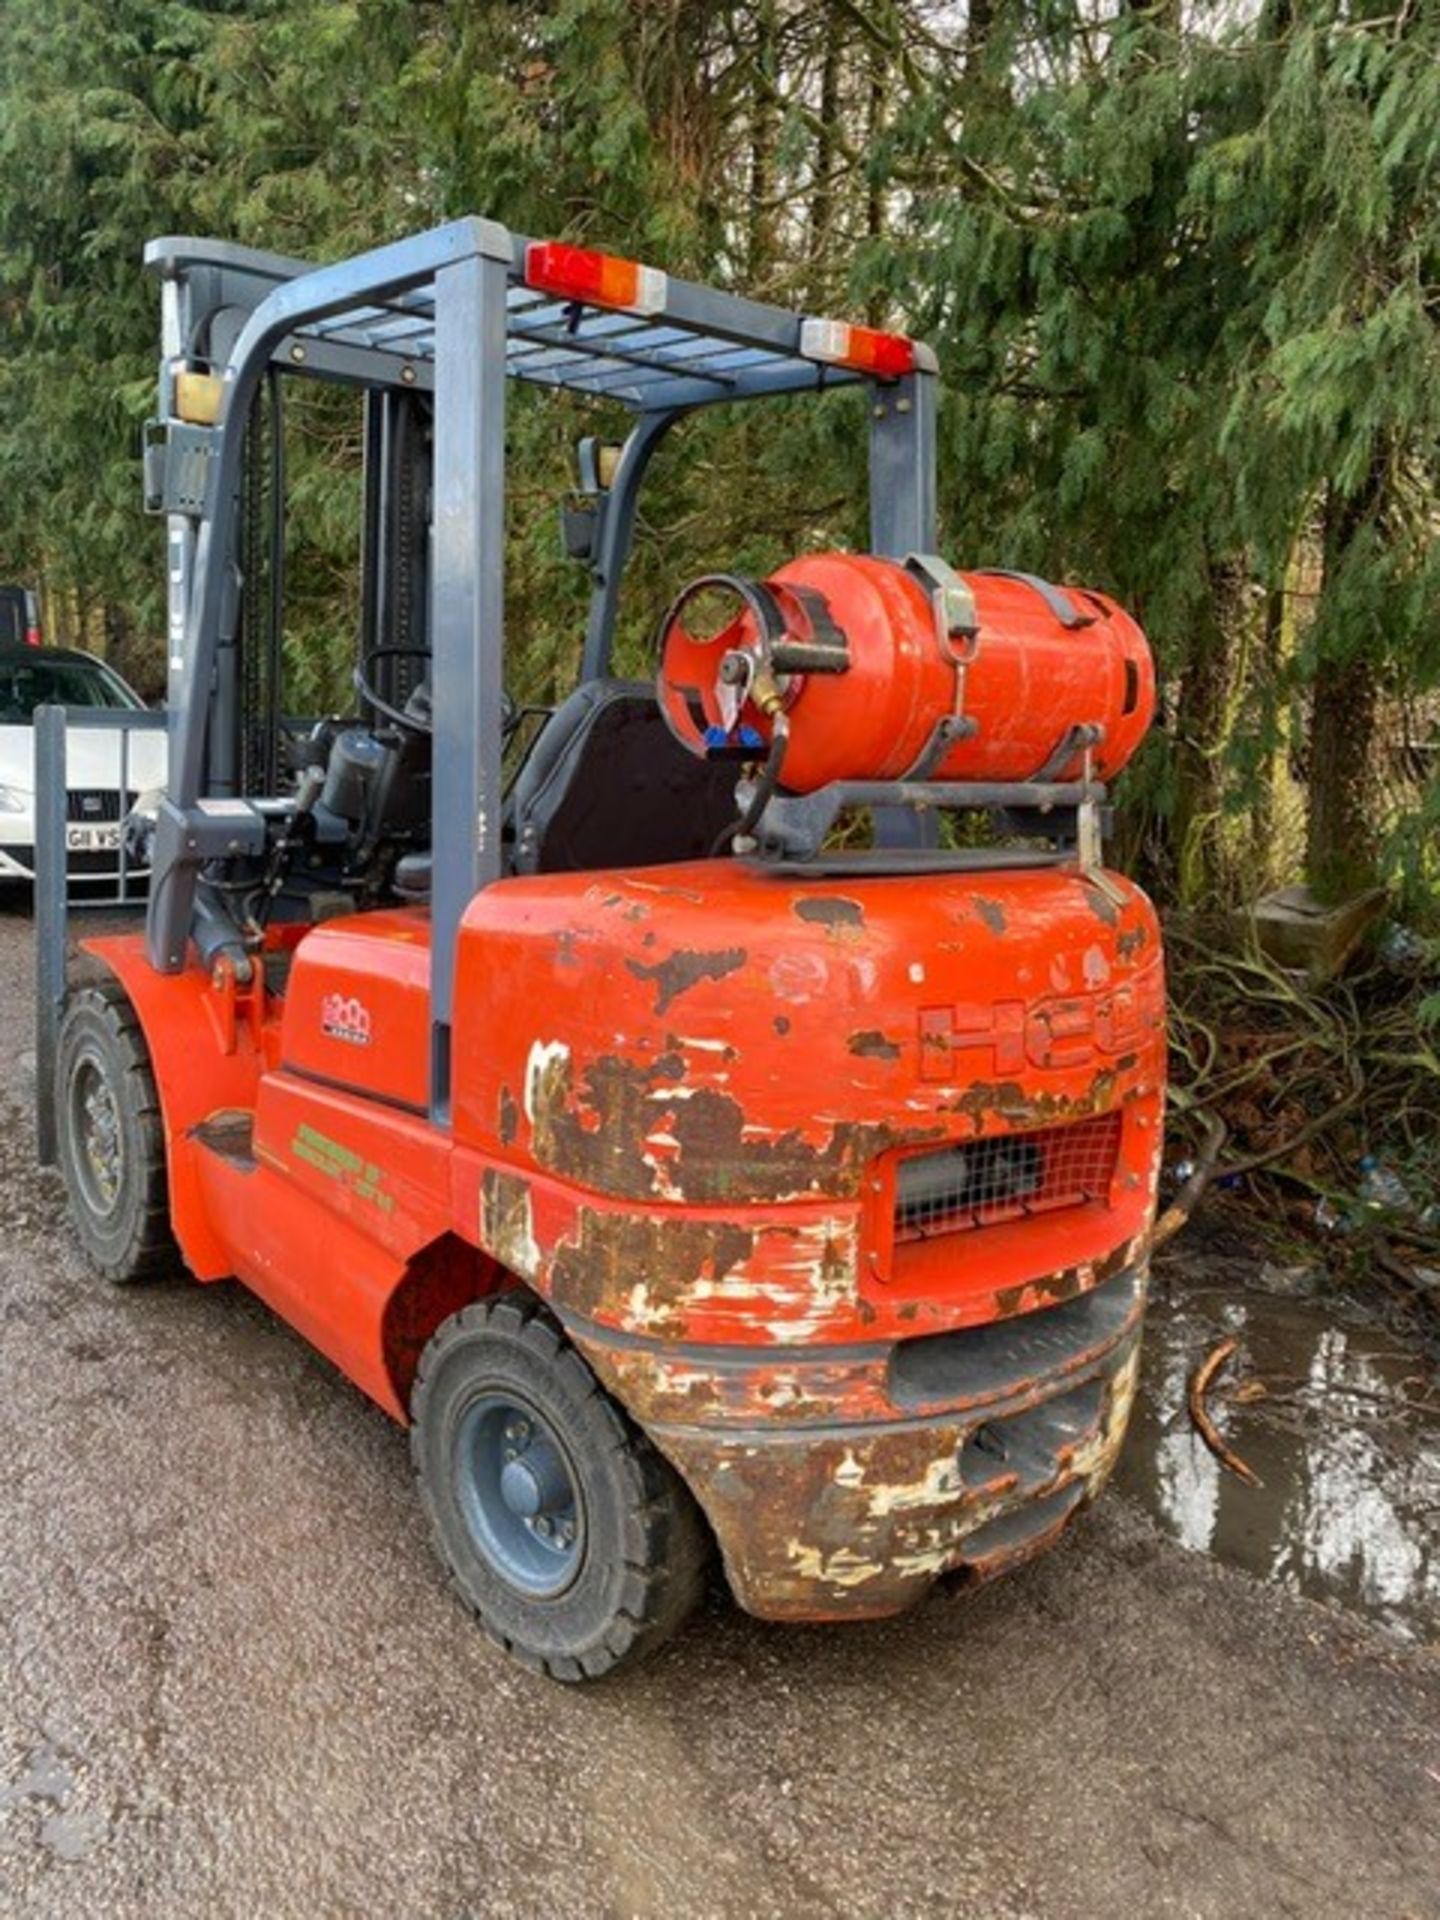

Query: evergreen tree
left=1195, top=0, right=1440, bottom=900
left=0, top=0, right=1434, bottom=912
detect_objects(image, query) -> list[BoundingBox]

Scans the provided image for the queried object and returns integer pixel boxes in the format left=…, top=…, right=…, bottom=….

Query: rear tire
left=55, top=981, right=177, bottom=1283
left=411, top=1293, right=708, bottom=1681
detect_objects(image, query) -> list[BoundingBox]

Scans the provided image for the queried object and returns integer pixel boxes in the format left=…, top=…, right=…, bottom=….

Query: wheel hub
left=71, top=1055, right=123, bottom=1215
left=453, top=1394, right=583, bottom=1596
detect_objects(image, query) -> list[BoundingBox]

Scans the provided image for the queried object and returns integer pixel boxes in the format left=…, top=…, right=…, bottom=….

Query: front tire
left=55, top=981, right=176, bottom=1283
left=411, top=1294, right=708, bottom=1681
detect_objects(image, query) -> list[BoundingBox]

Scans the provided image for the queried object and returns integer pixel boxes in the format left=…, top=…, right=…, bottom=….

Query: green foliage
left=0, top=0, right=1434, bottom=916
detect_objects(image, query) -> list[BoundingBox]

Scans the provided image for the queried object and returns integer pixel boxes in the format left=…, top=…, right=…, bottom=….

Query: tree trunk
left=1306, top=657, right=1379, bottom=902
left=1245, top=584, right=1287, bottom=884
left=1171, top=559, right=1245, bottom=907
left=962, top=0, right=994, bottom=92
left=650, top=0, right=720, bottom=256
left=104, top=599, right=148, bottom=692
left=1305, top=484, right=1382, bottom=902
left=863, top=33, right=886, bottom=323
left=746, top=1, right=779, bottom=291
left=806, top=7, right=844, bottom=299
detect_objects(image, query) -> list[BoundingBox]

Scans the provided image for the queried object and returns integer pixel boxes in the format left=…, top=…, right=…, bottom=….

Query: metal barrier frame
left=138, top=217, right=941, bottom=1124
left=34, top=703, right=168, bottom=1164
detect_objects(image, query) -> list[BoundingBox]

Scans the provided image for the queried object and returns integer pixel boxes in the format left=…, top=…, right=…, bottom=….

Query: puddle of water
left=0, top=1737, right=108, bottom=1864
left=1116, top=1280, right=1440, bottom=1643
left=39, top=1807, right=108, bottom=1863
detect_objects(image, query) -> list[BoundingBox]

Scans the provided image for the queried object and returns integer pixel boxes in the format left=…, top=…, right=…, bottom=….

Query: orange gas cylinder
left=656, top=552, right=1154, bottom=790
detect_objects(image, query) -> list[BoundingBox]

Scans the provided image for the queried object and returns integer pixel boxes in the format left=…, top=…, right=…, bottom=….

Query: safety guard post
left=428, top=246, right=509, bottom=1122
left=868, top=370, right=937, bottom=561
left=869, top=369, right=939, bottom=849
left=34, top=703, right=68, bottom=1166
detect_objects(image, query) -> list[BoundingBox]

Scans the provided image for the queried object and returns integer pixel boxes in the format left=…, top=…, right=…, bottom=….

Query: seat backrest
left=509, top=678, right=738, bottom=875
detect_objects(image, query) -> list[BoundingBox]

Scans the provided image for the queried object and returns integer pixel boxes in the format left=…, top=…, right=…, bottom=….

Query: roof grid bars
left=144, top=224, right=932, bottom=414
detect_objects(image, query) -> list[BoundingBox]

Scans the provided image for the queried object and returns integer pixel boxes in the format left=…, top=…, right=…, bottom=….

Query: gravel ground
left=1, top=901, right=1437, bottom=1919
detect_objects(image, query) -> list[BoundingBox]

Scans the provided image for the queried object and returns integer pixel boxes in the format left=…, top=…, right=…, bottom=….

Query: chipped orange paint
left=84, top=845, right=1165, bottom=1622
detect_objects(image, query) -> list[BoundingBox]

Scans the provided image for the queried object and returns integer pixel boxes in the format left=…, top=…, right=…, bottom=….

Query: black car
left=0, top=585, right=41, bottom=649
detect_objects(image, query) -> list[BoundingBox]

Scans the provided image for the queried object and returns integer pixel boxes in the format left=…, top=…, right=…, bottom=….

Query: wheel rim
left=452, top=1392, right=584, bottom=1598
left=68, top=1049, right=124, bottom=1219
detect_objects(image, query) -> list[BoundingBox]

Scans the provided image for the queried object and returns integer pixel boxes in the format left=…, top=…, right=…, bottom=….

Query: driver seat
left=508, top=678, right=737, bottom=874
left=392, top=678, right=738, bottom=897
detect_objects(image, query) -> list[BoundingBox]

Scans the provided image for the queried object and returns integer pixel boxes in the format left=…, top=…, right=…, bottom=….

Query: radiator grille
left=66, top=788, right=137, bottom=823
left=894, top=1111, right=1123, bottom=1241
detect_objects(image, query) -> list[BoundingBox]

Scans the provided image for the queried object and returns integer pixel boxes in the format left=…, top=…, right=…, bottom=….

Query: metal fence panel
left=33, top=705, right=168, bottom=1166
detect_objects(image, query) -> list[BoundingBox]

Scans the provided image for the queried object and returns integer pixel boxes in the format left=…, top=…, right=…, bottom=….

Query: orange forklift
left=37, top=218, right=1167, bottom=1679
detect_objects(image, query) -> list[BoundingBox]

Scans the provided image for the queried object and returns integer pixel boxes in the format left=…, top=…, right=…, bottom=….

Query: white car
left=0, top=646, right=167, bottom=883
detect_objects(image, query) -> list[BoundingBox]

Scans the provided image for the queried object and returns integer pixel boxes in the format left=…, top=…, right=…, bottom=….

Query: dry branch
left=1187, top=1337, right=1263, bottom=1489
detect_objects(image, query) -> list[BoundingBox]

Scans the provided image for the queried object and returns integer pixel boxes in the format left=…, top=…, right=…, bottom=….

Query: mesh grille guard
left=894, top=1111, right=1123, bottom=1242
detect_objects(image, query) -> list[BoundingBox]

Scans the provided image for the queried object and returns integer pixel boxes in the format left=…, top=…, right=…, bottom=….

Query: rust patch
left=974, top=896, right=1007, bottom=936
left=497, top=1084, right=519, bottom=1148
left=1116, top=922, right=1147, bottom=960
left=549, top=1206, right=756, bottom=1336
left=576, top=1337, right=904, bottom=1432
left=532, top=1050, right=683, bottom=1198
left=993, top=1269, right=1083, bottom=1319
left=992, top=1240, right=1130, bottom=1319
left=529, top=1044, right=943, bottom=1203
left=849, top=1029, right=901, bottom=1061
left=479, top=1167, right=540, bottom=1281
left=660, top=1419, right=992, bottom=1620
left=566, top=1261, right=1147, bottom=1622
left=625, top=946, right=746, bottom=1015
left=656, top=1327, right=1142, bottom=1620
left=942, top=1074, right=1118, bottom=1133
left=793, top=895, right=864, bottom=930
left=597, top=890, right=648, bottom=922
left=665, top=1087, right=942, bottom=1204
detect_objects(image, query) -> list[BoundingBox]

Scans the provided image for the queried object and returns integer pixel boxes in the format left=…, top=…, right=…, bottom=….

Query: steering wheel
left=354, top=645, right=433, bottom=733
left=353, top=648, right=517, bottom=738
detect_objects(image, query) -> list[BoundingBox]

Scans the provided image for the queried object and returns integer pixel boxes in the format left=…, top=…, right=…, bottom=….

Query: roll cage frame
left=141, top=215, right=940, bottom=1120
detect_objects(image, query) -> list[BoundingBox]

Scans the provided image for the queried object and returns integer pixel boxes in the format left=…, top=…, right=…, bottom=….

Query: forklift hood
left=445, top=857, right=1163, bottom=1345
